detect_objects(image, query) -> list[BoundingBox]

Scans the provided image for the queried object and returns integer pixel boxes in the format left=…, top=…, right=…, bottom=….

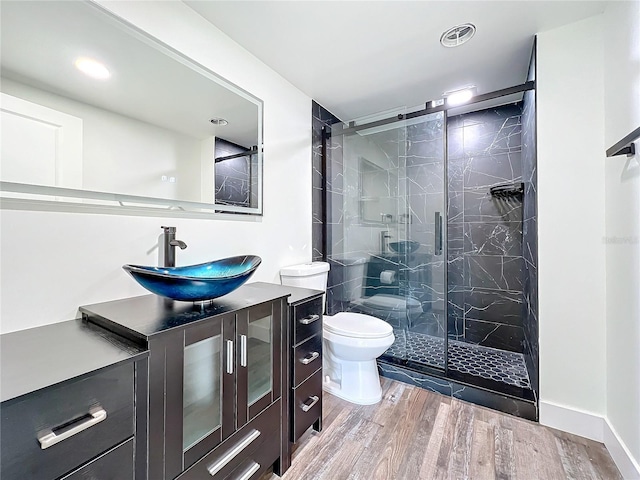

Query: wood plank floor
left=270, top=378, right=622, bottom=480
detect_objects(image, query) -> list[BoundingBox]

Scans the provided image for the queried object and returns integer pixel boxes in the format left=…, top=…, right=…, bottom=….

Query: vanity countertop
left=249, top=282, right=323, bottom=306
left=0, top=319, right=147, bottom=404
left=79, top=282, right=302, bottom=343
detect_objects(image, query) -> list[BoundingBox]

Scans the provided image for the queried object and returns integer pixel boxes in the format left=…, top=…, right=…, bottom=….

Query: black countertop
left=0, top=319, right=147, bottom=403
left=250, top=282, right=323, bottom=306
left=79, top=282, right=316, bottom=343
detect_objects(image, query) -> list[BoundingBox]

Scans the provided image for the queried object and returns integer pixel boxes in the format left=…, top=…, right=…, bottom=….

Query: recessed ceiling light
left=440, top=23, right=476, bottom=48
left=209, top=118, right=228, bottom=126
left=74, top=57, right=110, bottom=80
left=443, top=87, right=477, bottom=107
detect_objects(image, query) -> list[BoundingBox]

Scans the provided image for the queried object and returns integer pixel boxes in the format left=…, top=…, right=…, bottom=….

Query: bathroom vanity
left=1, top=282, right=324, bottom=479
left=0, top=319, right=148, bottom=480
left=80, top=283, right=291, bottom=480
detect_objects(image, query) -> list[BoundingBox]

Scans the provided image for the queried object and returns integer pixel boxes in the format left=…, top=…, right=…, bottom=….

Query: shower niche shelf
left=489, top=182, right=524, bottom=199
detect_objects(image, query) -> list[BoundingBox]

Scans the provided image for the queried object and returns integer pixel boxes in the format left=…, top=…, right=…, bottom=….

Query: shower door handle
left=434, top=211, right=443, bottom=255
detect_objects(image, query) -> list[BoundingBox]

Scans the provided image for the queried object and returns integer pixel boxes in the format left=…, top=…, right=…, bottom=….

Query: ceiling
left=185, top=0, right=608, bottom=121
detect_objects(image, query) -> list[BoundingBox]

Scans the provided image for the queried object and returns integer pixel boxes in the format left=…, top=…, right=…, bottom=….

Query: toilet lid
left=361, top=294, right=421, bottom=311
left=324, top=312, right=393, bottom=339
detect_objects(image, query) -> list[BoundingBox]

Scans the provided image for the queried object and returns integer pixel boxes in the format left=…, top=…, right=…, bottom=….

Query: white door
left=0, top=92, right=83, bottom=189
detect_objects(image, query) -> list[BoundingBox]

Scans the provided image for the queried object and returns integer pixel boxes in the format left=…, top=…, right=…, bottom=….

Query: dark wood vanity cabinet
left=288, top=294, right=324, bottom=443
left=0, top=320, right=147, bottom=480
left=154, top=300, right=283, bottom=479
left=80, top=285, right=288, bottom=480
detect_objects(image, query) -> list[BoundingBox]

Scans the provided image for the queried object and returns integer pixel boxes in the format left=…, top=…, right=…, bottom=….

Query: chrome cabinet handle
left=235, top=461, right=261, bottom=480
left=226, top=340, right=234, bottom=374
left=300, top=351, right=320, bottom=365
left=240, top=334, right=247, bottom=367
left=207, top=429, right=261, bottom=477
left=37, top=408, right=107, bottom=449
left=299, top=314, right=320, bottom=325
left=301, top=395, right=319, bottom=412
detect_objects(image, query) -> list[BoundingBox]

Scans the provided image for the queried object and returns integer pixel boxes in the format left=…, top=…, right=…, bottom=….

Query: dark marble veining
left=447, top=104, right=526, bottom=355
left=464, top=255, right=524, bottom=291
left=312, top=101, right=342, bottom=261
left=521, top=42, right=539, bottom=397
left=464, top=221, right=522, bottom=256
left=214, top=138, right=256, bottom=208
left=316, top=91, right=538, bottom=417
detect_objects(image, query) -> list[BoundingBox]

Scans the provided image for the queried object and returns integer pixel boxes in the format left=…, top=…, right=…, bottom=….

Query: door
left=236, top=301, right=283, bottom=427
left=326, top=111, right=447, bottom=372
left=0, top=93, right=83, bottom=189
left=167, top=313, right=235, bottom=473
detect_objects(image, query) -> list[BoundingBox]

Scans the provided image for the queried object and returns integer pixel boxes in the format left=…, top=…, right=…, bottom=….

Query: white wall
left=538, top=7, right=640, bottom=477
left=537, top=15, right=607, bottom=417
left=603, top=0, right=640, bottom=476
left=0, top=1, right=312, bottom=333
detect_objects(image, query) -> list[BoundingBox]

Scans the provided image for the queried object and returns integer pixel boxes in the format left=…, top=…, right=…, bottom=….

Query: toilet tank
left=328, top=256, right=367, bottom=302
left=280, top=262, right=330, bottom=291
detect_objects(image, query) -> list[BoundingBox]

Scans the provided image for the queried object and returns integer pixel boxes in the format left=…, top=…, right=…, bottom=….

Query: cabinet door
left=181, top=314, right=235, bottom=470
left=236, top=300, right=282, bottom=427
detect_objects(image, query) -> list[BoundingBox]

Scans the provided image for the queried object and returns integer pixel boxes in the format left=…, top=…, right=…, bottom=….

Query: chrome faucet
left=380, top=230, right=391, bottom=255
left=161, top=226, right=187, bottom=267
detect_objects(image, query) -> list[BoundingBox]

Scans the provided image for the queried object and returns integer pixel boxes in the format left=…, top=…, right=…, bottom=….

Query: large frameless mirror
left=0, top=1, right=263, bottom=215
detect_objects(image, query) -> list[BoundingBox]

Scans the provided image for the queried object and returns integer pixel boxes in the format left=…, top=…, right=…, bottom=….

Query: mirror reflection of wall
left=0, top=0, right=263, bottom=215
left=359, top=157, right=398, bottom=224
left=214, top=139, right=259, bottom=209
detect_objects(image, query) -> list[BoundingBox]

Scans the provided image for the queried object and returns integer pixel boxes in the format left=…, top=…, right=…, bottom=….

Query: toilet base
left=322, top=359, right=383, bottom=405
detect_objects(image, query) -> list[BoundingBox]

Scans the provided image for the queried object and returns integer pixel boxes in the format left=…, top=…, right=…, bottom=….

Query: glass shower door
left=326, top=110, right=447, bottom=372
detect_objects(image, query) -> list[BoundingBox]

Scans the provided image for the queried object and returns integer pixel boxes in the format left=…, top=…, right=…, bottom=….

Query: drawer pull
left=236, top=461, right=261, bottom=480
left=301, top=395, right=319, bottom=412
left=240, top=334, right=247, bottom=367
left=207, top=429, right=261, bottom=477
left=37, top=408, right=107, bottom=450
left=300, top=351, right=320, bottom=365
left=299, top=314, right=320, bottom=325
left=226, top=340, right=234, bottom=374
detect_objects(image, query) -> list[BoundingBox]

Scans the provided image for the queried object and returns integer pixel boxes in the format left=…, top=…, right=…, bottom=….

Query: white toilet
left=280, top=262, right=395, bottom=405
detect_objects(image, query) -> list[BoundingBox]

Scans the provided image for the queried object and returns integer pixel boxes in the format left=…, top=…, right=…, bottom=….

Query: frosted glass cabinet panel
left=183, top=335, right=222, bottom=451
left=247, top=314, right=273, bottom=405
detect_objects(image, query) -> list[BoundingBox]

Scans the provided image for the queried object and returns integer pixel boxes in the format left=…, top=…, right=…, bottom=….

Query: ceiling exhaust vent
left=440, top=23, right=476, bottom=48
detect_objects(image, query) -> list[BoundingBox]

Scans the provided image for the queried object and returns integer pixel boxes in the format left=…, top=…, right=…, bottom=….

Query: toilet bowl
left=322, top=312, right=395, bottom=405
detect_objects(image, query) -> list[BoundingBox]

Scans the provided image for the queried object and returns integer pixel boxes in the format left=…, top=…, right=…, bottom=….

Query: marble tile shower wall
left=312, top=101, right=341, bottom=262
left=403, top=117, right=447, bottom=322
left=447, top=104, right=526, bottom=353
left=522, top=46, right=539, bottom=394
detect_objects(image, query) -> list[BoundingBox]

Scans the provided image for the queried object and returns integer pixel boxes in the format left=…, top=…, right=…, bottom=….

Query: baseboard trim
left=539, top=400, right=604, bottom=441
left=540, top=401, right=640, bottom=479
left=604, top=418, right=640, bottom=480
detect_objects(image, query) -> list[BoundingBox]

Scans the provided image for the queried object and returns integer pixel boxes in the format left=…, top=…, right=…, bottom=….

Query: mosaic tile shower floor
left=385, top=329, right=531, bottom=390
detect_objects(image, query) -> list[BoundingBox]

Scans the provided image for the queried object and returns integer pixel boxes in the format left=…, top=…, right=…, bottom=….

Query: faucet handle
left=161, top=226, right=176, bottom=234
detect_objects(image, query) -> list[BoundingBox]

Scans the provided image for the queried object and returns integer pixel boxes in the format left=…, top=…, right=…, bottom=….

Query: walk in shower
left=314, top=68, right=539, bottom=419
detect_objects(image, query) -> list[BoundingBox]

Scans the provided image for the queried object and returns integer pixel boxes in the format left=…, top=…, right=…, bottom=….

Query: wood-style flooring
left=271, top=378, right=621, bottom=480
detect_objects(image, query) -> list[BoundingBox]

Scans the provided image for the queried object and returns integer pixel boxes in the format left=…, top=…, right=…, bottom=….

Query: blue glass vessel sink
left=388, top=240, right=420, bottom=254
left=123, top=255, right=261, bottom=302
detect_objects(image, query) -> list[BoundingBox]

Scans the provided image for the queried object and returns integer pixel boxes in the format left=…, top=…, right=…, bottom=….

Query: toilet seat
left=324, top=312, right=393, bottom=339
left=361, top=294, right=421, bottom=312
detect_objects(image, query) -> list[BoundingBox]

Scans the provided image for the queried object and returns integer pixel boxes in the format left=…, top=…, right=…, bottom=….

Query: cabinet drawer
left=179, top=400, right=281, bottom=480
left=292, top=297, right=322, bottom=345
left=225, top=432, right=280, bottom=480
left=292, top=334, right=322, bottom=386
left=61, top=438, right=134, bottom=480
left=0, top=362, right=135, bottom=480
left=291, top=369, right=322, bottom=442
